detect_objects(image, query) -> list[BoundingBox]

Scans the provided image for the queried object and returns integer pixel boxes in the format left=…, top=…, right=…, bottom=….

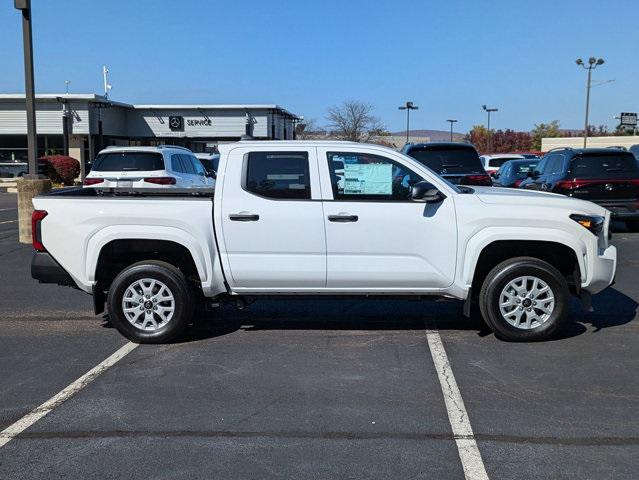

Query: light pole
left=14, top=0, right=38, bottom=176
left=482, top=105, right=498, bottom=153
left=446, top=119, right=458, bottom=142
left=576, top=57, right=605, bottom=148
left=14, top=0, right=51, bottom=245
left=398, top=101, right=418, bottom=144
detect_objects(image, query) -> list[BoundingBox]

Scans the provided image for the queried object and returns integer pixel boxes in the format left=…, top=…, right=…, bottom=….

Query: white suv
left=84, top=146, right=215, bottom=189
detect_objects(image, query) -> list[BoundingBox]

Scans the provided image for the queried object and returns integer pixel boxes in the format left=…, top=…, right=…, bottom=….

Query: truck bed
left=32, top=187, right=224, bottom=297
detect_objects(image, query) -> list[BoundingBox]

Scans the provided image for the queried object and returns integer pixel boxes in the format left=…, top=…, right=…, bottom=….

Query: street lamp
left=446, top=119, right=458, bottom=142
left=398, top=101, right=418, bottom=145
left=482, top=105, right=498, bottom=153
left=576, top=57, right=605, bottom=148
left=14, top=0, right=38, bottom=177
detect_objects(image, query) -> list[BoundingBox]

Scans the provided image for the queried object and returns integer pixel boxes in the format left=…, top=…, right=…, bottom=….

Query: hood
left=473, top=186, right=608, bottom=216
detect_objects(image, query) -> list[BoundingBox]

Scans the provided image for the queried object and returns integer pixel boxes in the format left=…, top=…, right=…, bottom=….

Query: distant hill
left=390, top=129, right=466, bottom=142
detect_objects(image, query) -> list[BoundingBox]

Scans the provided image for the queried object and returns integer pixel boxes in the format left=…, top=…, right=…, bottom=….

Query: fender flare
left=85, top=225, right=212, bottom=287
left=461, top=226, right=587, bottom=287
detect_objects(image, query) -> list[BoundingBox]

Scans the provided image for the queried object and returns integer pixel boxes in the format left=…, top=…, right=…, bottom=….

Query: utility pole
left=446, top=119, right=458, bottom=142
left=576, top=57, right=605, bottom=148
left=482, top=105, right=498, bottom=153
left=398, top=101, right=418, bottom=145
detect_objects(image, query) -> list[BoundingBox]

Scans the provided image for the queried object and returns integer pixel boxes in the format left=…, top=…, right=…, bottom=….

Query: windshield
left=570, top=153, right=639, bottom=179
left=407, top=147, right=484, bottom=174
left=92, top=152, right=165, bottom=172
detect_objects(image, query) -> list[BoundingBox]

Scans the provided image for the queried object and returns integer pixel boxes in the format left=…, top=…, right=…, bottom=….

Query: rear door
left=219, top=147, right=326, bottom=290
left=318, top=147, right=457, bottom=290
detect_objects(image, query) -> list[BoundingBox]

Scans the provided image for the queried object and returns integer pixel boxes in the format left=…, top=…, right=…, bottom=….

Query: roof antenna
left=64, top=80, right=70, bottom=95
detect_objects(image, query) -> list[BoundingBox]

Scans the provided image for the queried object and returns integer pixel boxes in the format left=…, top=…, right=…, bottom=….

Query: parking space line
left=0, top=208, right=17, bottom=212
left=0, top=220, right=18, bottom=225
left=0, top=342, right=138, bottom=449
left=426, top=330, right=489, bottom=480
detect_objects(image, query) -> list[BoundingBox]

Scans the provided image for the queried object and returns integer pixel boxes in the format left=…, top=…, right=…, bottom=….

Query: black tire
left=625, top=220, right=639, bottom=232
left=478, top=257, right=570, bottom=341
left=107, top=260, right=194, bottom=343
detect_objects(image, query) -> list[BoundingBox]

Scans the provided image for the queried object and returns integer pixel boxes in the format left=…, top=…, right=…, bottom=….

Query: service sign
left=620, top=112, right=637, bottom=127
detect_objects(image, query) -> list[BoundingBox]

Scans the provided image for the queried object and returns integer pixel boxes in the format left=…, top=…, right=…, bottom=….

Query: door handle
left=229, top=213, right=260, bottom=222
left=328, top=214, right=358, bottom=223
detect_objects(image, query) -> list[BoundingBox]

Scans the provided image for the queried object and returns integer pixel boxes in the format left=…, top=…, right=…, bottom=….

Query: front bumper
left=31, top=251, right=76, bottom=287
left=583, top=244, right=617, bottom=295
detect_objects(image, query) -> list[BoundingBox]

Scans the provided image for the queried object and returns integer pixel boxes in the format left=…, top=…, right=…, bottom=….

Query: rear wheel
left=479, top=257, right=569, bottom=341
left=107, top=260, right=194, bottom=343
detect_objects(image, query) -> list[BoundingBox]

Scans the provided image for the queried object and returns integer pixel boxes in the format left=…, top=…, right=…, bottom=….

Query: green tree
left=531, top=120, right=561, bottom=151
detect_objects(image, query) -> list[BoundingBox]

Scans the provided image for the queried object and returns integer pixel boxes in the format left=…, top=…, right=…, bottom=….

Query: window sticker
left=343, top=163, right=393, bottom=195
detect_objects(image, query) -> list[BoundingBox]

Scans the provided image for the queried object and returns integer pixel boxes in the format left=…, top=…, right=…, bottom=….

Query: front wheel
left=479, top=257, right=570, bottom=341
left=107, top=260, right=194, bottom=343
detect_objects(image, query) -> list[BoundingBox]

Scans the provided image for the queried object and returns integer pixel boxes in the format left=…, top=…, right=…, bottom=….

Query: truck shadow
left=177, top=288, right=637, bottom=343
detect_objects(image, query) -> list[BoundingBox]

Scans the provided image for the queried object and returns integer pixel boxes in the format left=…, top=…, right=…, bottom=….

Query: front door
left=220, top=148, right=326, bottom=290
left=318, top=148, right=457, bottom=290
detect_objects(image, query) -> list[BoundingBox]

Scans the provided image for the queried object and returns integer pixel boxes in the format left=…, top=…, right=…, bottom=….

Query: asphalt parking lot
left=0, top=190, right=637, bottom=479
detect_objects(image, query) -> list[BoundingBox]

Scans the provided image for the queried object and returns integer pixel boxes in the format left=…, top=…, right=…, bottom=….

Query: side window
left=327, top=152, right=423, bottom=201
left=180, top=154, right=196, bottom=174
left=245, top=151, right=310, bottom=200
left=191, top=156, right=206, bottom=175
left=171, top=154, right=184, bottom=173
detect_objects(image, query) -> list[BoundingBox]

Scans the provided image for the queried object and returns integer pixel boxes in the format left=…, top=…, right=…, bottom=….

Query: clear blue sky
left=1, top=0, right=637, bottom=133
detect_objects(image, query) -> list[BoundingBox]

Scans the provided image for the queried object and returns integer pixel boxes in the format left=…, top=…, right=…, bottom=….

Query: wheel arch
left=87, top=226, right=210, bottom=287
left=463, top=228, right=586, bottom=295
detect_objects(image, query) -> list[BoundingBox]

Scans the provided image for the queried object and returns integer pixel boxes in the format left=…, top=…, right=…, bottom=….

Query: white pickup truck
left=31, top=141, right=617, bottom=343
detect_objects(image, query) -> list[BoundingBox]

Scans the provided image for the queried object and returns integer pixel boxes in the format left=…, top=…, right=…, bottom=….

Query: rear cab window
left=569, top=152, right=639, bottom=179
left=406, top=146, right=484, bottom=174
left=91, top=152, right=165, bottom=172
left=245, top=151, right=310, bottom=199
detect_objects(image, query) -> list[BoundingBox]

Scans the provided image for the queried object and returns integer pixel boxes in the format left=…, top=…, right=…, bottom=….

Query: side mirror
left=206, top=170, right=217, bottom=179
left=491, top=171, right=499, bottom=178
left=411, top=181, right=446, bottom=203
left=527, top=170, right=539, bottom=178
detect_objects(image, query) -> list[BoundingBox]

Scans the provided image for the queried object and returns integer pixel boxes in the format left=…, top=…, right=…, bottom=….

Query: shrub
left=38, top=155, right=80, bottom=185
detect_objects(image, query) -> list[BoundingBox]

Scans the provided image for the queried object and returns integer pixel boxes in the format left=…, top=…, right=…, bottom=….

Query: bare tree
left=326, top=101, right=385, bottom=142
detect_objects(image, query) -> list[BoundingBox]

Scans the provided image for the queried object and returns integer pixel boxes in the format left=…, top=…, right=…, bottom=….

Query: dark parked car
left=519, top=148, right=639, bottom=230
left=401, top=142, right=492, bottom=186
left=492, top=159, right=539, bottom=187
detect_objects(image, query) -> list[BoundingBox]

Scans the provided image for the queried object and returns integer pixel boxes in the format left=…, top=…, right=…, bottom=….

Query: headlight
left=570, top=214, right=604, bottom=236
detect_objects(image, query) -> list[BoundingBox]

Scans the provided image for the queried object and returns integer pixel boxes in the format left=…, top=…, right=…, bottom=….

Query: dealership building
left=0, top=93, right=300, bottom=171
